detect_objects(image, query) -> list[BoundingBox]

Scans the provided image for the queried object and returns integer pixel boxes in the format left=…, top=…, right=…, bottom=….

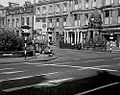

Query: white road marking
left=0, top=70, right=27, bottom=75
left=36, top=63, right=118, bottom=72
left=37, top=77, right=74, bottom=86
left=83, top=59, right=104, bottom=63
left=24, top=62, right=43, bottom=65
left=42, top=72, right=59, bottom=76
left=76, top=82, right=119, bottom=95
left=78, top=67, right=118, bottom=72
left=0, top=72, right=59, bottom=82
left=48, top=77, right=73, bottom=83
left=93, top=65, right=110, bottom=68
left=36, top=64, right=82, bottom=68
left=0, top=68, right=13, bottom=71
left=113, top=57, right=120, bottom=60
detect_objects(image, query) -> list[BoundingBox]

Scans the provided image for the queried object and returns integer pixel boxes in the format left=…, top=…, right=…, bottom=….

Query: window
left=49, top=19, right=52, bottom=27
left=56, top=18, right=59, bottom=27
left=79, top=0, right=82, bottom=8
left=74, top=0, right=78, bottom=5
left=56, top=4, right=60, bottom=13
left=74, top=14, right=78, bottom=26
left=105, top=0, right=109, bottom=5
left=21, top=17, right=24, bottom=25
left=74, top=14, right=78, bottom=20
left=12, top=19, right=14, bottom=27
left=42, top=18, right=46, bottom=23
left=63, top=3, right=67, bottom=11
left=42, top=6, right=46, bottom=14
left=7, top=19, right=10, bottom=26
left=26, top=17, right=29, bottom=25
left=85, top=0, right=89, bottom=8
left=118, top=9, right=120, bottom=23
left=105, top=10, right=109, bottom=17
left=56, top=18, right=59, bottom=22
left=93, top=0, right=97, bottom=7
left=110, top=10, right=113, bottom=24
left=37, top=7, right=41, bottom=14
left=36, top=18, right=41, bottom=22
left=49, top=5, right=53, bottom=13
left=63, top=17, right=67, bottom=26
left=16, top=18, right=19, bottom=27
left=104, top=10, right=109, bottom=24
left=85, top=14, right=89, bottom=25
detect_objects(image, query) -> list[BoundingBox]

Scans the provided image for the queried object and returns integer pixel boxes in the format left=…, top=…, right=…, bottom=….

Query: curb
left=0, top=56, right=57, bottom=64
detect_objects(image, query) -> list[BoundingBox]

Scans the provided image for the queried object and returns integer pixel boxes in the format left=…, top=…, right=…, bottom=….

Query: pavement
left=0, top=54, right=57, bottom=64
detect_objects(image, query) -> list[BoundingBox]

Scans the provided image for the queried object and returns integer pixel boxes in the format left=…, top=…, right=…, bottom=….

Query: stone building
left=0, top=4, right=5, bottom=30
left=5, top=2, right=34, bottom=37
left=35, top=0, right=104, bottom=46
left=35, top=0, right=72, bottom=45
left=101, top=0, right=120, bottom=49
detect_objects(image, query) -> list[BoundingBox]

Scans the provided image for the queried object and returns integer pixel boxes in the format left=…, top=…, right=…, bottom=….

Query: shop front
left=102, top=26, right=120, bottom=50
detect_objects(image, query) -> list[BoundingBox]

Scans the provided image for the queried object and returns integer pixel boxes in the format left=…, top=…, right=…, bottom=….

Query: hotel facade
left=1, top=0, right=120, bottom=48
left=35, top=0, right=103, bottom=46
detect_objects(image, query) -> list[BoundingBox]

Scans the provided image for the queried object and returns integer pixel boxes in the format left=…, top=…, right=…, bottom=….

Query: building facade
left=35, top=0, right=104, bottom=46
left=0, top=4, right=6, bottom=30
left=102, top=0, right=120, bottom=49
left=5, top=2, right=34, bottom=37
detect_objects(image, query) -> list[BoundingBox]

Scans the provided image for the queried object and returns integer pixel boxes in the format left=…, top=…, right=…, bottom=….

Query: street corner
left=28, top=54, right=58, bottom=63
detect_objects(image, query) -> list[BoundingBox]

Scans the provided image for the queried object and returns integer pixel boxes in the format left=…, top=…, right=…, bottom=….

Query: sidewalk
left=0, top=54, right=57, bottom=64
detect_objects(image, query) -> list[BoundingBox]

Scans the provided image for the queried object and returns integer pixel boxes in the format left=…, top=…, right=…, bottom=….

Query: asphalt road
left=0, top=46, right=120, bottom=94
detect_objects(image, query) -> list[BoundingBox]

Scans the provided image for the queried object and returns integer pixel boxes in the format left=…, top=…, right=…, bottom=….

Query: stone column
left=71, top=32, right=73, bottom=43
left=64, top=31, right=66, bottom=43
left=74, top=30, right=77, bottom=44
left=80, top=31, right=83, bottom=44
left=77, top=30, right=79, bottom=43
left=66, top=31, right=69, bottom=43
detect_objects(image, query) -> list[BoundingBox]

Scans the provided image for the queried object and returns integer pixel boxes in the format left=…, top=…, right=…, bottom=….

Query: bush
left=0, top=29, right=24, bottom=51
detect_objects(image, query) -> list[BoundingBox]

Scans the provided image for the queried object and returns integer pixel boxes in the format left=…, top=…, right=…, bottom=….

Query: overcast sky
left=0, top=0, right=35, bottom=6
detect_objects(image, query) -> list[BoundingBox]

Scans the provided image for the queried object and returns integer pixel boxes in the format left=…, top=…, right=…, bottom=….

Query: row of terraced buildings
left=1, top=0, right=120, bottom=49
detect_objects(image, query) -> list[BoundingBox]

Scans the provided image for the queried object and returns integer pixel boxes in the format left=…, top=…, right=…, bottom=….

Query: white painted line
left=48, top=77, right=74, bottom=84
left=0, top=70, right=27, bottom=75
left=0, top=68, right=13, bottom=71
left=24, top=62, right=43, bottom=65
left=78, top=67, right=119, bottom=72
left=42, top=72, right=59, bottom=76
left=56, top=62, right=71, bottom=65
left=0, top=76, right=33, bottom=82
left=76, top=82, right=119, bottom=95
left=36, top=64, right=82, bottom=68
left=0, top=72, right=59, bottom=82
left=37, top=77, right=74, bottom=86
left=93, top=65, right=110, bottom=68
left=113, top=57, right=120, bottom=60
left=83, top=59, right=104, bottom=63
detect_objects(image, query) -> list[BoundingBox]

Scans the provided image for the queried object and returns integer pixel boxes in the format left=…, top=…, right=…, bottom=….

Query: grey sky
left=0, top=0, right=35, bottom=6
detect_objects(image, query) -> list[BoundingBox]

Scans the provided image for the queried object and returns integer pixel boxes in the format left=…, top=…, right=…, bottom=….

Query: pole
left=25, top=36, right=27, bottom=60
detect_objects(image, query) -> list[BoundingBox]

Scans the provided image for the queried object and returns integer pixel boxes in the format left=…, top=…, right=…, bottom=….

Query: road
left=0, top=46, right=120, bottom=94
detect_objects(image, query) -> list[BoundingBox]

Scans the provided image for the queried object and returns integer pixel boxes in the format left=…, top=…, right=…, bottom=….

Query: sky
left=0, top=0, right=35, bottom=6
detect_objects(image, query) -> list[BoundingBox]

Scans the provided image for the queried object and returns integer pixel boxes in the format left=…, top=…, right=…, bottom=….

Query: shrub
left=0, top=29, right=24, bottom=51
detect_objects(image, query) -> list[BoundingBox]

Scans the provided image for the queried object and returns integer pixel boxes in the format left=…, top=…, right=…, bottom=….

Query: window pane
left=105, top=10, right=109, bottom=17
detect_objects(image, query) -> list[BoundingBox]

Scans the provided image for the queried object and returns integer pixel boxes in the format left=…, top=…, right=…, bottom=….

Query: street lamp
left=21, top=23, right=31, bottom=60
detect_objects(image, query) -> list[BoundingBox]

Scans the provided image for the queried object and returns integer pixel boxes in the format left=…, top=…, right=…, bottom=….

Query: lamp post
left=21, top=23, right=30, bottom=60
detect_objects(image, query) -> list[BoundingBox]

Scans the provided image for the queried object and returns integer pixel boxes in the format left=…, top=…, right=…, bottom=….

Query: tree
left=0, top=29, right=24, bottom=51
